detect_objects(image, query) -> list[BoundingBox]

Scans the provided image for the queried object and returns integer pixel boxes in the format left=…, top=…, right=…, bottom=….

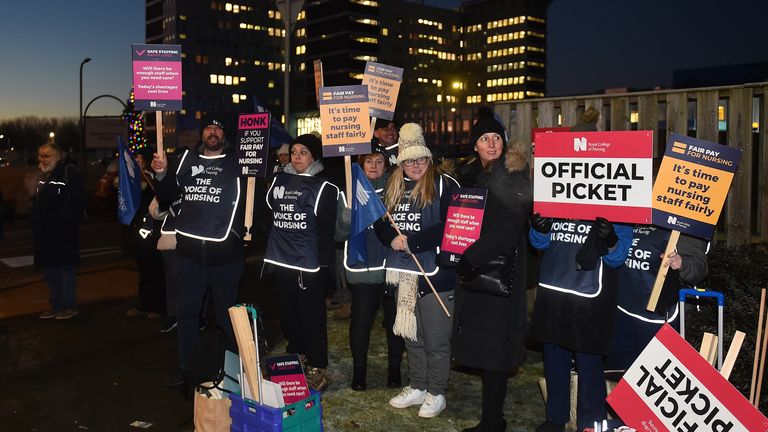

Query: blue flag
left=349, top=164, right=387, bottom=264
left=117, top=137, right=142, bottom=225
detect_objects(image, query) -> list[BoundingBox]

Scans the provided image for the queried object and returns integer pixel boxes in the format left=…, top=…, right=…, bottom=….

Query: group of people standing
left=29, top=103, right=708, bottom=431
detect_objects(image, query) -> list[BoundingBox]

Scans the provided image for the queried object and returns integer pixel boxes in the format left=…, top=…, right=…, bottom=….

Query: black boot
left=387, top=364, right=401, bottom=388
left=461, top=418, right=506, bottom=432
left=535, top=421, right=565, bottom=432
left=351, top=366, right=366, bottom=391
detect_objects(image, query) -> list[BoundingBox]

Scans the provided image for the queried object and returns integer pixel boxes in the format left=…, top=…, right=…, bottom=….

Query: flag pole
left=385, top=211, right=451, bottom=318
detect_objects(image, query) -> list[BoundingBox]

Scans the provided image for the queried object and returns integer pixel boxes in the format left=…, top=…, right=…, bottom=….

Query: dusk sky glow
left=0, top=0, right=765, bottom=120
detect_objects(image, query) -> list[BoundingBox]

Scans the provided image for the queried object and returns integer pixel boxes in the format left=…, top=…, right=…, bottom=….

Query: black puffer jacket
left=452, top=146, right=532, bottom=372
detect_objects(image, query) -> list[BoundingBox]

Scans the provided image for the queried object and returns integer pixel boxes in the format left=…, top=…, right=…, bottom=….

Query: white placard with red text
left=533, top=131, right=653, bottom=224
left=607, top=324, right=768, bottom=431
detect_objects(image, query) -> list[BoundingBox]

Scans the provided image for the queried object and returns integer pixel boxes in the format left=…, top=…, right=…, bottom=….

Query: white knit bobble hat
left=396, top=123, right=432, bottom=165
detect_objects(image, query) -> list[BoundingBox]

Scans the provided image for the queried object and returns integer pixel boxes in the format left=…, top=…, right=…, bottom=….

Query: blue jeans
left=175, top=255, right=244, bottom=369
left=44, top=265, right=77, bottom=311
left=543, top=343, right=606, bottom=430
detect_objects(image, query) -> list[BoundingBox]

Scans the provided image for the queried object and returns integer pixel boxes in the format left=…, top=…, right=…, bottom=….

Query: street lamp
left=49, top=132, right=55, bottom=143
left=79, top=57, right=91, bottom=173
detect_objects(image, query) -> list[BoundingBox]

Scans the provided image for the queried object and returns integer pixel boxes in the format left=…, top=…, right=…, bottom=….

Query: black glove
left=531, top=213, right=553, bottom=234
left=456, top=255, right=475, bottom=278
left=594, top=217, right=618, bottom=248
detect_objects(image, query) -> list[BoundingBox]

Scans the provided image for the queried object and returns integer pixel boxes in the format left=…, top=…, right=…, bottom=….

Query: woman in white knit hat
left=373, top=122, right=459, bottom=419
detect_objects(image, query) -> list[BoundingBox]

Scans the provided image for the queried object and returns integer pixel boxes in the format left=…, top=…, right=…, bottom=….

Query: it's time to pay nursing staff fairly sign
left=533, top=131, right=653, bottom=224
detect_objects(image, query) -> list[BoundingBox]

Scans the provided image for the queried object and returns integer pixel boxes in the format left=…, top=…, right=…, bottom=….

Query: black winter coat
left=452, top=149, right=532, bottom=372
left=32, top=163, right=85, bottom=267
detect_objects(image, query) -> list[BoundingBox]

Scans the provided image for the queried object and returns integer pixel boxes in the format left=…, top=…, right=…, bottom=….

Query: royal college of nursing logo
left=191, top=165, right=205, bottom=176
left=273, top=185, right=285, bottom=199
left=667, top=215, right=678, bottom=225
left=573, top=137, right=587, bottom=152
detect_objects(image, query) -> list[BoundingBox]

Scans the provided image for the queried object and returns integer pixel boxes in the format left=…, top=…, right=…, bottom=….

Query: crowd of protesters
left=26, top=103, right=708, bottom=432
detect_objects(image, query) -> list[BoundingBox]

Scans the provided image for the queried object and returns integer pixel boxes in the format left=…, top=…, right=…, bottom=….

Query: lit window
left=179, top=34, right=187, bottom=39
left=225, top=75, right=233, bottom=85
left=382, top=28, right=388, bottom=36
left=210, top=74, right=217, bottom=84
left=232, top=94, right=240, bottom=103
left=218, top=75, right=225, bottom=84
left=240, top=94, right=246, bottom=100
left=233, top=77, right=239, bottom=85
left=268, top=81, right=275, bottom=88
left=225, top=57, right=232, bottom=66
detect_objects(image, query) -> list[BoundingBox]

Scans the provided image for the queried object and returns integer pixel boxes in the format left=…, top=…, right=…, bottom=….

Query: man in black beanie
left=152, top=115, right=265, bottom=388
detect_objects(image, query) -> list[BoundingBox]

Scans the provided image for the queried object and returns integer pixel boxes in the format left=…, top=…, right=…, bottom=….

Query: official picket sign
left=361, top=61, right=404, bottom=121
left=441, top=187, right=487, bottom=264
left=318, top=84, right=372, bottom=157
left=652, top=133, right=741, bottom=239
left=236, top=113, right=270, bottom=177
left=607, top=324, right=768, bottom=431
left=131, top=43, right=182, bottom=111
left=533, top=131, right=653, bottom=223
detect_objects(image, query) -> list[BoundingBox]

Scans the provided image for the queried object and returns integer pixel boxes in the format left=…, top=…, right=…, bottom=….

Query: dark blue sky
left=0, top=0, right=765, bottom=119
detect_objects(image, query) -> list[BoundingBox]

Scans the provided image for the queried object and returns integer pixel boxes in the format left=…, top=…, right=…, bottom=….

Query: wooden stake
left=750, top=288, right=766, bottom=404
left=155, top=111, right=164, bottom=155
left=344, top=156, right=352, bottom=204
left=755, top=301, right=768, bottom=408
left=647, top=230, right=681, bottom=311
left=699, top=332, right=718, bottom=366
left=244, top=177, right=256, bottom=241
left=385, top=211, right=450, bottom=318
left=720, top=331, right=745, bottom=380
left=228, top=306, right=260, bottom=402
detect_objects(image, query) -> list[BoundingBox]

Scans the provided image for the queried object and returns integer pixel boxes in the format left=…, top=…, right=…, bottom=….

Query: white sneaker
left=389, top=385, right=427, bottom=408
left=418, top=393, right=446, bottom=418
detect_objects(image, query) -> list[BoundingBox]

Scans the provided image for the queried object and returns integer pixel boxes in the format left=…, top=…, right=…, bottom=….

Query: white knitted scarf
left=387, top=270, right=418, bottom=341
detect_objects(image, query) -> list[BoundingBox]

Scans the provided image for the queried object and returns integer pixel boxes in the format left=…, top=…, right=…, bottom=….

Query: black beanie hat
left=471, top=106, right=507, bottom=147
left=290, top=133, right=322, bottom=161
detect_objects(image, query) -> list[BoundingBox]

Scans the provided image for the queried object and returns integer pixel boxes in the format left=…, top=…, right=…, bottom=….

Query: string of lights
left=121, top=88, right=147, bottom=152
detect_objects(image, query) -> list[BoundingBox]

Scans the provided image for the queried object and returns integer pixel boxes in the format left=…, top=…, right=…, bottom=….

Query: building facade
left=146, top=0, right=548, bottom=148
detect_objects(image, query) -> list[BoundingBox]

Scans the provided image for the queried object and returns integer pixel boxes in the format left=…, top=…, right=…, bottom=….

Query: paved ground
left=0, top=203, right=547, bottom=431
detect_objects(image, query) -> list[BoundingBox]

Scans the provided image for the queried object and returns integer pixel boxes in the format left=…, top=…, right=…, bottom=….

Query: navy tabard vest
left=385, top=174, right=458, bottom=275
left=160, top=195, right=182, bottom=235
left=343, top=186, right=387, bottom=272
left=539, top=220, right=604, bottom=297
left=173, top=150, right=241, bottom=242
left=264, top=172, right=339, bottom=272
left=616, top=226, right=678, bottom=323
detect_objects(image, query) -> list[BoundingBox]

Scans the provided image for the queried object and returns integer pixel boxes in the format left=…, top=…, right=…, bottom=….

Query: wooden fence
left=492, top=82, right=768, bottom=247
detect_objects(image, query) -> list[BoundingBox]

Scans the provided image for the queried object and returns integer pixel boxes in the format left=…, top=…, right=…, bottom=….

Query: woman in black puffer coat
left=452, top=108, right=532, bottom=432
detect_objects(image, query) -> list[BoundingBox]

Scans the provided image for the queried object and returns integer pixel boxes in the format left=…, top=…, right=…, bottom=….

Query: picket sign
left=155, top=111, right=164, bottom=154
left=607, top=324, right=768, bottom=431
left=750, top=289, right=767, bottom=405
left=720, top=331, right=745, bottom=380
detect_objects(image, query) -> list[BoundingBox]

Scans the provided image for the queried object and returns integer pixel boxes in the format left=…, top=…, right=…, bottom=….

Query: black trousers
left=274, top=267, right=329, bottom=369
left=349, top=282, right=404, bottom=369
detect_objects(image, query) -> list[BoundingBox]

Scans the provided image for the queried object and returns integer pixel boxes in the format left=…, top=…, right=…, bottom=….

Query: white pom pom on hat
left=396, top=122, right=432, bottom=164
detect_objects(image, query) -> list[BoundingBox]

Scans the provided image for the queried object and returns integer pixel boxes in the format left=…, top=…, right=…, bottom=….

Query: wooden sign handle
left=750, top=288, right=766, bottom=404
left=155, top=111, right=164, bottom=155
left=646, top=229, right=681, bottom=311
left=721, top=331, right=745, bottom=380
left=755, top=303, right=768, bottom=408
left=244, top=177, right=256, bottom=241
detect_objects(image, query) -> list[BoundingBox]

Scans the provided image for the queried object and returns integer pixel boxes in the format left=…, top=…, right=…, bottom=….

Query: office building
left=146, top=0, right=548, bottom=147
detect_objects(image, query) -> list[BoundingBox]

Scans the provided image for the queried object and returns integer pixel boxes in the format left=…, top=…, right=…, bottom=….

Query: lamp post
left=276, top=0, right=304, bottom=133
left=79, top=57, right=91, bottom=173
